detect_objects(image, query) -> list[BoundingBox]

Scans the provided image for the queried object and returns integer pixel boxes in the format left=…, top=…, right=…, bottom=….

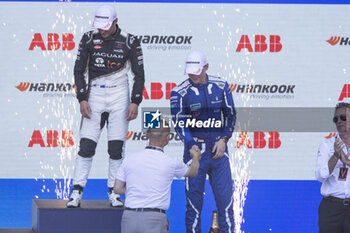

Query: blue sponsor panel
left=243, top=180, right=323, bottom=232
left=32, top=200, right=123, bottom=233
left=0, top=179, right=322, bottom=232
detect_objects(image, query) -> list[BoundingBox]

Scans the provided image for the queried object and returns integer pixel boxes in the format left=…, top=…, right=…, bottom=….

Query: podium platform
left=0, top=230, right=32, bottom=233
left=32, top=199, right=123, bottom=233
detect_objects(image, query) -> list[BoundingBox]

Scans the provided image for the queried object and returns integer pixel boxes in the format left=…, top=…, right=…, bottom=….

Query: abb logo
left=236, top=35, right=282, bottom=53
left=28, top=130, right=74, bottom=147
left=339, top=84, right=350, bottom=101
left=29, top=33, right=75, bottom=51
left=326, top=36, right=350, bottom=46
left=143, top=82, right=177, bottom=100
left=235, top=132, right=281, bottom=149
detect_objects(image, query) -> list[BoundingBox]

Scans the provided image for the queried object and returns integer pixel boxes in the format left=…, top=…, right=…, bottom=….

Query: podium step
left=32, top=200, right=123, bottom=233
left=0, top=229, right=32, bottom=233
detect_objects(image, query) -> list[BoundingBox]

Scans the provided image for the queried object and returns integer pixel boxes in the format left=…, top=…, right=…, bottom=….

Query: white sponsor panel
left=0, top=2, right=349, bottom=180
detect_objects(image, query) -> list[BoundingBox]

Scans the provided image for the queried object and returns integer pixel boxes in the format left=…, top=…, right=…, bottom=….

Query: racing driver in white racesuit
left=66, top=4, right=145, bottom=208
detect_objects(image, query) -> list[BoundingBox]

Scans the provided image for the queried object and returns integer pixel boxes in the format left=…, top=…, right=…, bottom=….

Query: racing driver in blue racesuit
left=170, top=50, right=236, bottom=233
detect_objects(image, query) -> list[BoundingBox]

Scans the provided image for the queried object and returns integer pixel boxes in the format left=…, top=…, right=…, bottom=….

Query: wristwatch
left=220, top=136, right=229, bottom=144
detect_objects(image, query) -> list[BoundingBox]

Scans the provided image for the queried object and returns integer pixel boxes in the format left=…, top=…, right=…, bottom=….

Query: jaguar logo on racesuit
left=93, top=52, right=123, bottom=59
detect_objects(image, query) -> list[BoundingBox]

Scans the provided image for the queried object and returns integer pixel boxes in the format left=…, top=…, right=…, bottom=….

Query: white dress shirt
left=116, top=147, right=188, bottom=210
left=315, top=136, right=350, bottom=198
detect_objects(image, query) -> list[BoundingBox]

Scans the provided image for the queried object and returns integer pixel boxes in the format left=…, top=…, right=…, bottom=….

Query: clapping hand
left=334, top=139, right=344, bottom=154
left=335, top=139, right=349, bottom=165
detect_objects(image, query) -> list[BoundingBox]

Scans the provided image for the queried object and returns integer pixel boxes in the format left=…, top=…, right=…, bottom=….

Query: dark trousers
left=319, top=197, right=350, bottom=233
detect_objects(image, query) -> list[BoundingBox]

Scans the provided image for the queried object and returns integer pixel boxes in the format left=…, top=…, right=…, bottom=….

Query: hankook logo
left=326, top=36, right=350, bottom=46
left=229, top=83, right=295, bottom=100
left=15, top=82, right=75, bottom=92
left=136, top=35, right=192, bottom=51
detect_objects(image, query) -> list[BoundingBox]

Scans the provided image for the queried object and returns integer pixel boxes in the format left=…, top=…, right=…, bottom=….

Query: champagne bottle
left=209, top=210, right=220, bottom=233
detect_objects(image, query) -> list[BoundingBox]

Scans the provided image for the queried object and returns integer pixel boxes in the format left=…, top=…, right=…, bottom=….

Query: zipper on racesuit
left=203, top=81, right=212, bottom=145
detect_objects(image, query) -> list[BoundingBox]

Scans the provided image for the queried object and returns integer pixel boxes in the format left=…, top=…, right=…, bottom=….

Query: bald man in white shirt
left=316, top=102, right=350, bottom=233
left=114, top=120, right=200, bottom=233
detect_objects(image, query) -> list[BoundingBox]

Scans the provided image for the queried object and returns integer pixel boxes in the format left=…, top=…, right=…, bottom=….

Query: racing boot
left=108, top=188, right=123, bottom=207
left=66, top=185, right=83, bottom=208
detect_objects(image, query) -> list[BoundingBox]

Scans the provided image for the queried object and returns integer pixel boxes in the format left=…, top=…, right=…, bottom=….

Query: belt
left=91, top=84, right=118, bottom=88
left=324, top=196, right=350, bottom=205
left=125, top=207, right=166, bottom=213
